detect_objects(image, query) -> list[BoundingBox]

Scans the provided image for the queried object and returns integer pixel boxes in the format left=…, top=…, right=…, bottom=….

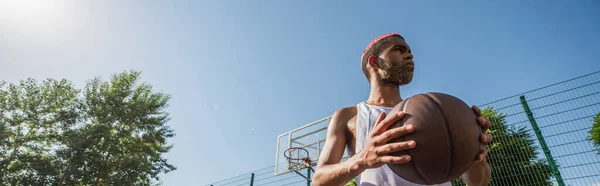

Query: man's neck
left=365, top=82, right=402, bottom=108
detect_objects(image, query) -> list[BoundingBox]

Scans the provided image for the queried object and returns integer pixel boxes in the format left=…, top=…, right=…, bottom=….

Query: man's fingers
left=472, top=105, right=482, bottom=117
left=477, top=116, right=491, bottom=131
left=373, top=124, right=415, bottom=145
left=480, top=133, right=492, bottom=144
left=374, top=112, right=387, bottom=128
left=377, top=155, right=412, bottom=164
left=375, top=140, right=416, bottom=155
left=475, top=149, right=487, bottom=163
left=370, top=112, right=387, bottom=137
left=371, top=111, right=405, bottom=137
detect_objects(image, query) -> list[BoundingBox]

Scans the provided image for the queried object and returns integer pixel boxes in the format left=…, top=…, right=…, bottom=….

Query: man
left=312, top=33, right=492, bottom=186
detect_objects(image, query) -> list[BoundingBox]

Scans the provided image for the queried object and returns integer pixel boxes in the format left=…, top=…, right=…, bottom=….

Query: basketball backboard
left=274, top=115, right=350, bottom=176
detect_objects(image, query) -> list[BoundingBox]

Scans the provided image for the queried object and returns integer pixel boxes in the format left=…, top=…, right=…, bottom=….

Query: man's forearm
left=312, top=156, right=364, bottom=186
left=460, top=161, right=491, bottom=186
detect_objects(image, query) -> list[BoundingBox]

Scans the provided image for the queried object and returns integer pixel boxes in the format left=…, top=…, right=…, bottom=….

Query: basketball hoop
left=284, top=147, right=314, bottom=181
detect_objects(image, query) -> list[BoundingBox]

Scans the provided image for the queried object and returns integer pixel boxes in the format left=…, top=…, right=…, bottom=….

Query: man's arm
left=460, top=159, right=491, bottom=186
left=312, top=107, right=362, bottom=186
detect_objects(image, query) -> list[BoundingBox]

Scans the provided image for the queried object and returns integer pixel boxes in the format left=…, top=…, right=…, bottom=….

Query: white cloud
left=251, top=128, right=256, bottom=131
left=213, top=104, right=219, bottom=110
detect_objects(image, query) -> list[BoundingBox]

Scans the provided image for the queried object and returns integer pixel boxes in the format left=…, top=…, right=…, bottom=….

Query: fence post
left=250, top=173, right=254, bottom=186
left=307, top=168, right=311, bottom=186
left=520, top=95, right=566, bottom=186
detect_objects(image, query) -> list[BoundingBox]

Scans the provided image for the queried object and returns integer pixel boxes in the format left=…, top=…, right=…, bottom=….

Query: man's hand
left=460, top=106, right=493, bottom=186
left=352, top=111, right=416, bottom=171
left=472, top=105, right=492, bottom=162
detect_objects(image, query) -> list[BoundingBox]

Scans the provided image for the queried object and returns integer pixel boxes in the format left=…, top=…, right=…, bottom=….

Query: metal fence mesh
left=207, top=165, right=313, bottom=186
left=207, top=71, right=600, bottom=186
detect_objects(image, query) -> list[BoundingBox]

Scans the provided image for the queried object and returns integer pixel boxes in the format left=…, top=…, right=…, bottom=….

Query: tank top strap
left=354, top=102, right=371, bottom=154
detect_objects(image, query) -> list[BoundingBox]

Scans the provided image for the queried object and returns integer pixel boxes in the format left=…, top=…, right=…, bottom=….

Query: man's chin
left=399, top=80, right=412, bottom=86
left=380, top=71, right=413, bottom=86
left=398, top=79, right=412, bottom=86
left=397, top=73, right=414, bottom=86
left=381, top=79, right=412, bottom=86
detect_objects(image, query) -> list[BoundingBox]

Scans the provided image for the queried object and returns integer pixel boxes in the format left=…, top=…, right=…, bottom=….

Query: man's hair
left=361, top=33, right=405, bottom=81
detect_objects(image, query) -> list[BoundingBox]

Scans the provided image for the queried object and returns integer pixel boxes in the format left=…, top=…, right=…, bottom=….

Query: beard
left=379, top=60, right=414, bottom=86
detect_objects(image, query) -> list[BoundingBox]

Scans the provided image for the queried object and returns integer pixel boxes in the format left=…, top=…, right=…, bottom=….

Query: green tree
left=452, top=107, right=553, bottom=186
left=345, top=178, right=357, bottom=186
left=0, top=78, right=81, bottom=185
left=587, top=112, right=600, bottom=154
left=0, top=70, right=176, bottom=185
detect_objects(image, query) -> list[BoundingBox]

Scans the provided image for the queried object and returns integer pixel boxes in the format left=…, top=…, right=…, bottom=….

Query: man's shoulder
left=331, top=106, right=357, bottom=121
left=329, top=106, right=358, bottom=130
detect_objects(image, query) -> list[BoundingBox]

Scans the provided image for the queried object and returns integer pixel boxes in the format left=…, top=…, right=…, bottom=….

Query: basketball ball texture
left=386, top=92, right=482, bottom=185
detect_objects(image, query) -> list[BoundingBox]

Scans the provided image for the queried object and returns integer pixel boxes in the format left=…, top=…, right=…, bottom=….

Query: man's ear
left=368, top=56, right=378, bottom=68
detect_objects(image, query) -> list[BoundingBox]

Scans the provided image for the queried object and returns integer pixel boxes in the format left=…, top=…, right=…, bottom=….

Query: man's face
left=376, top=37, right=414, bottom=86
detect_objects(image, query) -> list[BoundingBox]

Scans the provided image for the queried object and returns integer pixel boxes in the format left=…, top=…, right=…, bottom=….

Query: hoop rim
left=283, top=147, right=310, bottom=160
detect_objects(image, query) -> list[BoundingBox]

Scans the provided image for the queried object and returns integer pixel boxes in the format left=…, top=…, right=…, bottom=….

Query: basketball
left=386, top=92, right=482, bottom=185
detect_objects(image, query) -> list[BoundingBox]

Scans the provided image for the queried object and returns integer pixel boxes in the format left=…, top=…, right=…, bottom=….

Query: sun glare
left=0, top=0, right=72, bottom=39
left=1, top=0, right=67, bottom=24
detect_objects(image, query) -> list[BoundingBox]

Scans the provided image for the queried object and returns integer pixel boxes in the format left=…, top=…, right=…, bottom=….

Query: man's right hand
left=352, top=111, right=416, bottom=170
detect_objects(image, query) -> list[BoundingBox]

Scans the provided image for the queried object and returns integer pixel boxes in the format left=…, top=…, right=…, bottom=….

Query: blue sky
left=1, top=0, right=599, bottom=185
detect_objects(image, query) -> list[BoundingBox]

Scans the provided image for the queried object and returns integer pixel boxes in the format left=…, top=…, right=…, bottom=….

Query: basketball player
left=312, top=33, right=492, bottom=186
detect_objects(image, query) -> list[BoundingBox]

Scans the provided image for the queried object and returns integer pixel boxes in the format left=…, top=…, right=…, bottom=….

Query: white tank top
left=347, top=102, right=452, bottom=186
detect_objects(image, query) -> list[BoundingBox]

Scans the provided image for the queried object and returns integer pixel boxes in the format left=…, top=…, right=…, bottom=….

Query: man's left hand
left=460, top=105, right=493, bottom=186
left=472, top=105, right=492, bottom=163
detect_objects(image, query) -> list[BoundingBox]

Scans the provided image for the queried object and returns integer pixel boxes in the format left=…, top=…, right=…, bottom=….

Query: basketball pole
left=520, top=95, right=566, bottom=186
left=306, top=168, right=311, bottom=186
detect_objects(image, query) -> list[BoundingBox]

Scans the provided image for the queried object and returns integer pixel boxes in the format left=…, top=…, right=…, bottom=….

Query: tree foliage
left=0, top=70, right=176, bottom=185
left=452, top=107, right=553, bottom=186
left=345, top=178, right=357, bottom=186
left=588, top=112, right=600, bottom=154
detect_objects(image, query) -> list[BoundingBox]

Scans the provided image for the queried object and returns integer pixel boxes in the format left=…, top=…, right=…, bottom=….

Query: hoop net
left=284, top=147, right=313, bottom=172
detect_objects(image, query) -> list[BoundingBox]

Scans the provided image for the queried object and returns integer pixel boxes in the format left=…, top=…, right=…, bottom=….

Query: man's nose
left=404, top=53, right=414, bottom=60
